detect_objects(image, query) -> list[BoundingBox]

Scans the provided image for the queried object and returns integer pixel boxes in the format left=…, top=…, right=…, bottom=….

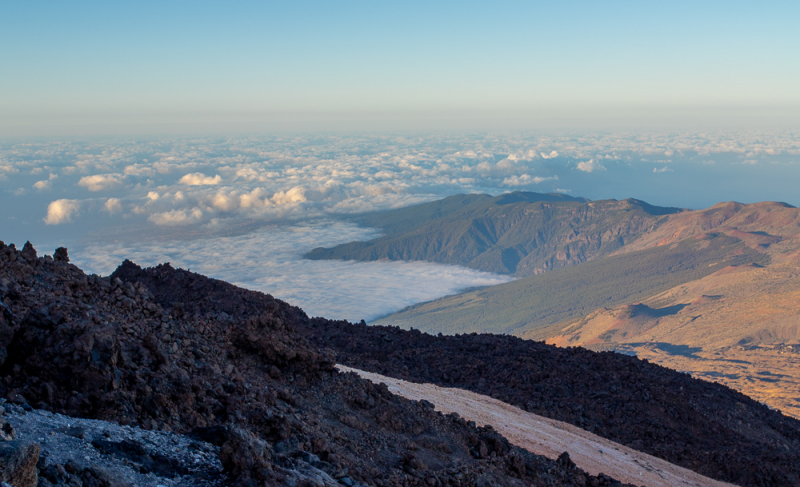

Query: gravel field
left=3, top=402, right=226, bottom=487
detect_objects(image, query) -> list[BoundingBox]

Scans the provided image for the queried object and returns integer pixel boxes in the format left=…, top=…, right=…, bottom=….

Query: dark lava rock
left=110, top=253, right=800, bottom=487
left=0, top=243, right=629, bottom=486
left=303, top=318, right=800, bottom=487
left=0, top=440, right=40, bottom=487
left=38, top=461, right=132, bottom=487
left=53, top=248, right=69, bottom=263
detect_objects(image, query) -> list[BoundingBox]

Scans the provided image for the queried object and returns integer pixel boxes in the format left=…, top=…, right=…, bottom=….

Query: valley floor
left=339, top=366, right=735, bottom=487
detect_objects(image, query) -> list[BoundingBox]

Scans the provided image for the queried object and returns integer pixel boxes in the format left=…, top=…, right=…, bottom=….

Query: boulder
left=0, top=441, right=40, bottom=487
left=53, top=248, right=69, bottom=263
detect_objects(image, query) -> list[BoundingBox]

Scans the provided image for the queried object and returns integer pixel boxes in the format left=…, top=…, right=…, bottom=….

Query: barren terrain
left=545, top=260, right=800, bottom=418
left=341, top=366, right=735, bottom=487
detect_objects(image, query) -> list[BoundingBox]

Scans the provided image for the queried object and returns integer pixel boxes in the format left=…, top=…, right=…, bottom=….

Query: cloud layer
left=73, top=221, right=512, bottom=322
left=1, top=131, right=798, bottom=235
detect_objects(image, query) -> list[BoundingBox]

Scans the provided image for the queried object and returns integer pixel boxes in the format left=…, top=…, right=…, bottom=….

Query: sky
left=1, top=1, right=799, bottom=135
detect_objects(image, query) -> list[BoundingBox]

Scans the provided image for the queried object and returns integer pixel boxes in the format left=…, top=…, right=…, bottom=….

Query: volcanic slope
left=108, top=250, right=800, bottom=486
left=342, top=365, right=735, bottom=487
left=303, top=319, right=800, bottom=487
left=542, top=258, right=800, bottom=419
left=372, top=232, right=767, bottom=336
left=371, top=200, right=799, bottom=335
left=0, top=241, right=632, bottom=487
left=499, top=200, right=800, bottom=418
left=305, top=192, right=683, bottom=276
left=107, top=253, right=800, bottom=487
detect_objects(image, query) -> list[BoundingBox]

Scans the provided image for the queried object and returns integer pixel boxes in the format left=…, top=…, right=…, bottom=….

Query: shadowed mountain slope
left=306, top=192, right=683, bottom=276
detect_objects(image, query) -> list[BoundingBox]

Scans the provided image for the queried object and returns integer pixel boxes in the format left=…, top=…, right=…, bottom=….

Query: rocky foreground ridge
left=2, top=240, right=800, bottom=486
left=112, top=255, right=800, bottom=487
left=0, top=239, right=634, bottom=486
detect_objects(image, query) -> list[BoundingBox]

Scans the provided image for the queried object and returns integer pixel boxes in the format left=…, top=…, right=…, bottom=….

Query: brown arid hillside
left=615, top=201, right=800, bottom=261
left=542, top=259, right=800, bottom=419
left=539, top=201, right=800, bottom=419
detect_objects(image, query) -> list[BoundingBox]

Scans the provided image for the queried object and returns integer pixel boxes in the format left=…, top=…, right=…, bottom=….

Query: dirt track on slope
left=340, top=366, right=735, bottom=487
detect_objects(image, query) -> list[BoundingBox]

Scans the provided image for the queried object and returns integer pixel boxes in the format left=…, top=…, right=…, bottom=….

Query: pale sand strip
left=338, top=365, right=736, bottom=487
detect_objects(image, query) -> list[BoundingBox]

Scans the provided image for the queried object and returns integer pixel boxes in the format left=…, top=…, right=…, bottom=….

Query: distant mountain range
left=307, top=192, right=800, bottom=418
left=306, top=192, right=684, bottom=275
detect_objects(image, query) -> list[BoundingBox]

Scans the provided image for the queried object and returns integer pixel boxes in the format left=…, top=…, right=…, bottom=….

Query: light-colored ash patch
left=3, top=403, right=227, bottom=487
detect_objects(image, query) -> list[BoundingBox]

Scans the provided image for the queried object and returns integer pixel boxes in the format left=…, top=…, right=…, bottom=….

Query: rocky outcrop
left=108, top=245, right=800, bottom=486
left=0, top=240, right=629, bottom=486
left=0, top=440, right=39, bottom=487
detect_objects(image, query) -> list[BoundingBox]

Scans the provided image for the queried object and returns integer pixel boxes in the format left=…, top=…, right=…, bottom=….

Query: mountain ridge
left=306, top=191, right=684, bottom=275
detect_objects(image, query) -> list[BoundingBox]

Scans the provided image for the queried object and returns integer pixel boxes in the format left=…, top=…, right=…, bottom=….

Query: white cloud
left=0, top=165, right=19, bottom=176
left=33, top=180, right=52, bottom=190
left=74, top=221, right=513, bottom=322
left=211, top=191, right=239, bottom=212
left=235, top=167, right=277, bottom=182
left=44, top=199, right=80, bottom=225
left=148, top=208, right=204, bottom=226
left=272, top=186, right=307, bottom=205
left=178, top=173, right=222, bottom=186
left=653, top=166, right=673, bottom=173
left=105, top=198, right=122, bottom=214
left=124, top=164, right=156, bottom=176
left=540, top=151, right=559, bottom=159
left=239, top=188, right=271, bottom=208
left=576, top=159, right=606, bottom=173
left=502, top=174, right=559, bottom=186
left=147, top=191, right=160, bottom=201
left=78, top=174, right=122, bottom=191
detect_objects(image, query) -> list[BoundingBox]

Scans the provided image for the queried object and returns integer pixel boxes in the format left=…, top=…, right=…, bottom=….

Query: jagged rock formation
left=0, top=240, right=630, bottom=486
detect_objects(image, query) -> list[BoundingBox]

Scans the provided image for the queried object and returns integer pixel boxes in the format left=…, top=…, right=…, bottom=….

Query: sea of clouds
left=72, top=220, right=512, bottom=322
left=1, top=131, right=798, bottom=321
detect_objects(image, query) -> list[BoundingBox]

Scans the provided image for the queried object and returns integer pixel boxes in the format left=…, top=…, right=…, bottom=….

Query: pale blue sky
left=1, top=1, right=799, bottom=134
